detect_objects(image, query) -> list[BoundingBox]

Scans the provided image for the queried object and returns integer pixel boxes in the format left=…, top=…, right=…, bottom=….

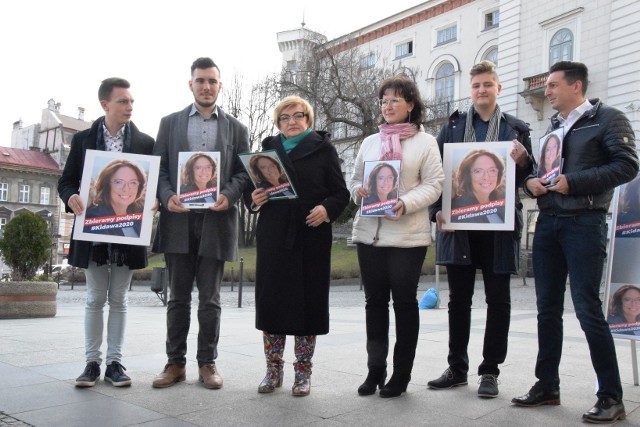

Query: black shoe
left=76, top=361, right=101, bottom=387
left=105, top=361, right=132, bottom=387
left=511, top=383, right=560, bottom=407
left=379, top=373, right=410, bottom=398
left=477, top=374, right=499, bottom=398
left=582, top=397, right=625, bottom=423
left=358, top=369, right=387, bottom=396
left=427, top=367, right=468, bottom=389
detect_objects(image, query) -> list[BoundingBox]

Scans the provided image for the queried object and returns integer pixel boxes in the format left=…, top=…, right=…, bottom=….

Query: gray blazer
left=152, top=105, right=250, bottom=261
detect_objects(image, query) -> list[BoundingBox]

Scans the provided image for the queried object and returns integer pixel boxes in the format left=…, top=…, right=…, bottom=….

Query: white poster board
left=442, top=141, right=515, bottom=230
left=177, top=151, right=220, bottom=208
left=73, top=150, right=159, bottom=246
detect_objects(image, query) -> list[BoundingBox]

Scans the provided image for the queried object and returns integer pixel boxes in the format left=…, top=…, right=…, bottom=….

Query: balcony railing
left=519, top=72, right=549, bottom=121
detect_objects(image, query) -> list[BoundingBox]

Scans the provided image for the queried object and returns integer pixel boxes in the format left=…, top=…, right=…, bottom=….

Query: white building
left=278, top=0, right=640, bottom=183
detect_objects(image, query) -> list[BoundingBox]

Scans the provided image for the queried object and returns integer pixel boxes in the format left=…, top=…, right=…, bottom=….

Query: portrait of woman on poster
left=538, top=133, right=561, bottom=180
left=608, top=284, right=640, bottom=335
left=363, top=162, right=399, bottom=206
left=249, top=154, right=295, bottom=198
left=451, top=149, right=505, bottom=223
left=84, top=159, right=146, bottom=237
left=617, top=175, right=640, bottom=228
left=179, top=152, right=217, bottom=203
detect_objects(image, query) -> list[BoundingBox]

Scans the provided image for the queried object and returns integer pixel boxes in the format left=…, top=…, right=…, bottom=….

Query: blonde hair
left=273, top=96, right=315, bottom=129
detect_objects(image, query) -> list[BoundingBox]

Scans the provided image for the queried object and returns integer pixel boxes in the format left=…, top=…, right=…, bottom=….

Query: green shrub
left=0, top=212, right=51, bottom=281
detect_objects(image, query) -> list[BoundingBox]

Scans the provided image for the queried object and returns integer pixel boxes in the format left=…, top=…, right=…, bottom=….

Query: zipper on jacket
left=588, top=194, right=594, bottom=209
left=373, top=218, right=382, bottom=245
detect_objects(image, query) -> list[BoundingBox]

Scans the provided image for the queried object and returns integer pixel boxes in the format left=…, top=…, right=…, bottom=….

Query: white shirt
left=558, top=99, right=593, bottom=131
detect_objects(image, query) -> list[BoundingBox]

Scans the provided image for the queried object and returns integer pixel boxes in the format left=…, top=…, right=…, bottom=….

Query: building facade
left=0, top=148, right=63, bottom=274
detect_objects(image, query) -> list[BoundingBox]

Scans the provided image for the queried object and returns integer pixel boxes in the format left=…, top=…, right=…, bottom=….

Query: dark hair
left=98, top=78, right=130, bottom=102
left=181, top=153, right=217, bottom=188
left=93, top=159, right=146, bottom=212
left=539, top=133, right=561, bottom=173
left=191, top=57, right=220, bottom=76
left=249, top=154, right=286, bottom=185
left=377, top=76, right=425, bottom=127
left=456, top=149, right=505, bottom=198
left=622, top=176, right=640, bottom=214
left=367, top=163, right=398, bottom=197
left=609, top=284, right=640, bottom=320
left=549, top=61, right=589, bottom=95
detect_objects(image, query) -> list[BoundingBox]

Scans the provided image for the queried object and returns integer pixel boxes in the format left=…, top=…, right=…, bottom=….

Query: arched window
left=435, top=62, right=455, bottom=101
left=549, top=29, right=573, bottom=65
left=482, top=47, right=498, bottom=67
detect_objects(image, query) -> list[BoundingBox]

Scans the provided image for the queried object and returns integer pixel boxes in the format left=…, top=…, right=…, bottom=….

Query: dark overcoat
left=57, top=118, right=155, bottom=269
left=249, top=130, right=349, bottom=335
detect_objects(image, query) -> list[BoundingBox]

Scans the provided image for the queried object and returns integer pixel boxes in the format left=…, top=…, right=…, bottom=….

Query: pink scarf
left=378, top=123, right=418, bottom=161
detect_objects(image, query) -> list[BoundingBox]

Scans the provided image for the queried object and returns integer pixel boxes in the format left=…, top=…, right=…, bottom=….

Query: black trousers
left=357, top=243, right=427, bottom=375
left=164, top=213, right=224, bottom=365
left=445, top=230, right=511, bottom=376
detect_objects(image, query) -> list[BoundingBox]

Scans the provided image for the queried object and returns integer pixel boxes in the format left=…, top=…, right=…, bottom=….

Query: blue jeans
left=533, top=212, right=622, bottom=400
left=84, top=261, right=133, bottom=365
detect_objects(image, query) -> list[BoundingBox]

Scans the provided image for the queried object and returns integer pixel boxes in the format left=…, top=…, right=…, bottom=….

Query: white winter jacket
left=349, top=131, right=444, bottom=247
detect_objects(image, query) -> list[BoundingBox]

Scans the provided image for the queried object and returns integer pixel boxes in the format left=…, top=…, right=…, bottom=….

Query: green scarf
left=282, top=128, right=312, bottom=153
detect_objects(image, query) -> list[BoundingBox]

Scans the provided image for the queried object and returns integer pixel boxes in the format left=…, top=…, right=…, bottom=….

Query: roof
left=0, top=147, right=61, bottom=173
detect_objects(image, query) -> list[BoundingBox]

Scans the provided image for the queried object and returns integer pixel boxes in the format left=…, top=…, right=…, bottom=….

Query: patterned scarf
left=378, top=123, right=419, bottom=161
left=463, top=105, right=501, bottom=142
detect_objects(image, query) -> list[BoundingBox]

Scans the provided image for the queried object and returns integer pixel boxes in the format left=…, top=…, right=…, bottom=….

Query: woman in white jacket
left=350, top=76, right=444, bottom=398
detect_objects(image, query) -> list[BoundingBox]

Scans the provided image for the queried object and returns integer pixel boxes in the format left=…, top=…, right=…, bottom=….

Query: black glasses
left=278, top=112, right=307, bottom=123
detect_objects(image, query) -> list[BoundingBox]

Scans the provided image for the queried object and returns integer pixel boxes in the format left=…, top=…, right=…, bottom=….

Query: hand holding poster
left=537, top=128, right=564, bottom=182
left=442, top=141, right=515, bottom=231
left=73, top=150, right=159, bottom=246
left=177, top=151, right=220, bottom=208
left=238, top=150, right=297, bottom=200
left=360, top=160, right=401, bottom=217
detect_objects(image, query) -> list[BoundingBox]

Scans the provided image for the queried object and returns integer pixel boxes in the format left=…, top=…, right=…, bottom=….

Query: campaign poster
left=177, top=151, right=220, bottom=208
left=605, top=174, right=640, bottom=339
left=537, top=128, right=564, bottom=182
left=360, top=160, right=401, bottom=217
left=442, top=141, right=515, bottom=231
left=73, top=150, right=160, bottom=246
left=238, top=150, right=298, bottom=200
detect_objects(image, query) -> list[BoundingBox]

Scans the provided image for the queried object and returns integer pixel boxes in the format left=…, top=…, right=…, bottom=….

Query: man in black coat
left=427, top=61, right=534, bottom=398
left=58, top=77, right=154, bottom=388
left=513, top=61, right=638, bottom=424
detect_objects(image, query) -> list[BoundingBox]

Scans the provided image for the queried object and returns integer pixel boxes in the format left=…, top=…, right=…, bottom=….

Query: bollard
left=238, top=258, right=243, bottom=308
left=230, top=267, right=234, bottom=292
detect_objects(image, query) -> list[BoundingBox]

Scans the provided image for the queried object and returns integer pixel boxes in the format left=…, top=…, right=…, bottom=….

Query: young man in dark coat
left=151, top=57, right=250, bottom=390
left=427, top=61, right=534, bottom=398
left=58, top=77, right=154, bottom=388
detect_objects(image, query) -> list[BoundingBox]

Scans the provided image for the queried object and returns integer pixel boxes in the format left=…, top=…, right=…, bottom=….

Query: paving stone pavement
left=1, top=277, right=639, bottom=426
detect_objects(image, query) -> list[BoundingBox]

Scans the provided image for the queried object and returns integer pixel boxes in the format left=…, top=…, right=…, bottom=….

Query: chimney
left=78, top=107, right=85, bottom=121
left=12, top=119, right=23, bottom=130
left=55, top=102, right=61, bottom=111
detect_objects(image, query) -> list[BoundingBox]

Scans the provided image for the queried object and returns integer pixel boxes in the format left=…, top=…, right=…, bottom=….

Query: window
left=435, top=63, right=455, bottom=101
left=484, top=10, right=499, bottom=30
left=19, top=184, right=30, bottom=203
left=0, top=217, right=6, bottom=231
left=436, top=25, right=457, bottom=46
left=395, top=41, right=413, bottom=59
left=482, top=46, right=499, bottom=66
left=40, top=187, right=50, bottom=205
left=0, top=183, right=7, bottom=201
left=549, top=28, right=573, bottom=65
left=360, top=53, right=376, bottom=69
left=285, top=60, right=297, bottom=83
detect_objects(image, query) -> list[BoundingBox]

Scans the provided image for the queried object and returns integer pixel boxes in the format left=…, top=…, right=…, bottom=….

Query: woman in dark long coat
left=247, top=95, right=349, bottom=396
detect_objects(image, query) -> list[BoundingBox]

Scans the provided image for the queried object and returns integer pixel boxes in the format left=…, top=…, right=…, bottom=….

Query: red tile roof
left=0, top=147, right=61, bottom=173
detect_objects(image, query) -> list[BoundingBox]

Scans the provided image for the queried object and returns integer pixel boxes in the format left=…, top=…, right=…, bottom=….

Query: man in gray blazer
left=151, top=57, right=250, bottom=389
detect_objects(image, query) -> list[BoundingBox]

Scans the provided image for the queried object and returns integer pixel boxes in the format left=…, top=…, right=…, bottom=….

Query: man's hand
left=167, top=195, right=189, bottom=213
left=211, top=194, right=229, bottom=211
left=510, top=139, right=530, bottom=167
left=68, top=194, right=85, bottom=215
left=547, top=174, right=570, bottom=195
left=435, top=210, right=454, bottom=232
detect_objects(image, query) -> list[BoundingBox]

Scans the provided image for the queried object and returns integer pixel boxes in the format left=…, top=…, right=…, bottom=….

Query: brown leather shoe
left=152, top=363, right=186, bottom=388
left=199, top=363, right=223, bottom=389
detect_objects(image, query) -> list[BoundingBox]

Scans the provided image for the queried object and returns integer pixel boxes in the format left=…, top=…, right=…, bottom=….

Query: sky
left=0, top=0, right=424, bottom=146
